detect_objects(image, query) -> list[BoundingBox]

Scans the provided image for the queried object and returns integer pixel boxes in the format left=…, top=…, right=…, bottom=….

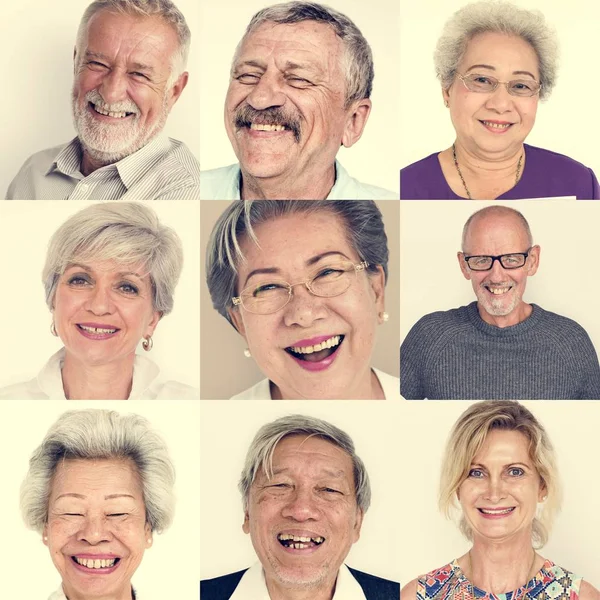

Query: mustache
left=234, top=105, right=302, bottom=143
left=85, top=89, right=140, bottom=116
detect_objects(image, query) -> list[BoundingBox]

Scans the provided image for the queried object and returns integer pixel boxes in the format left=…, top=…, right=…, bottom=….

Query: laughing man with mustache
left=200, top=2, right=397, bottom=200
left=400, top=205, right=600, bottom=399
left=7, top=0, right=200, bottom=200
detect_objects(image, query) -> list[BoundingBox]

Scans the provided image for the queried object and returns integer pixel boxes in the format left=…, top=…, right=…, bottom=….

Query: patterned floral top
left=417, top=559, right=582, bottom=600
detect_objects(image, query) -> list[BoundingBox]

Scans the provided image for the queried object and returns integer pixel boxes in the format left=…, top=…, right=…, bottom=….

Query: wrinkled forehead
left=235, top=20, right=345, bottom=80
left=62, top=258, right=151, bottom=280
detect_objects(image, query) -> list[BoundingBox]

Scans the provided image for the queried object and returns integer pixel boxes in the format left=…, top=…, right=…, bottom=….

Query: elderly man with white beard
left=400, top=205, right=600, bottom=400
left=7, top=0, right=199, bottom=200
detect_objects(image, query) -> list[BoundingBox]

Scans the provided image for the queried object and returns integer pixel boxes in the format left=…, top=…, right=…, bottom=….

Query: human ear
left=368, top=265, right=386, bottom=321
left=352, top=508, right=364, bottom=543
left=242, top=511, right=250, bottom=534
left=227, top=307, right=247, bottom=338
left=43, top=524, right=49, bottom=546
left=144, top=523, right=153, bottom=548
left=341, top=99, right=372, bottom=148
left=145, top=311, right=162, bottom=338
left=166, top=71, right=189, bottom=110
left=442, top=86, right=451, bottom=108
left=457, top=252, right=471, bottom=280
left=526, top=245, right=541, bottom=277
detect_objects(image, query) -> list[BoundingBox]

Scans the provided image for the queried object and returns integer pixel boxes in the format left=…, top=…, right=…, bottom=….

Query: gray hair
left=21, top=409, right=176, bottom=533
left=42, top=202, right=183, bottom=316
left=461, top=205, right=533, bottom=252
left=206, top=200, right=389, bottom=326
left=75, top=0, right=191, bottom=87
left=235, top=2, right=373, bottom=107
left=434, top=1, right=559, bottom=101
left=239, top=414, right=371, bottom=514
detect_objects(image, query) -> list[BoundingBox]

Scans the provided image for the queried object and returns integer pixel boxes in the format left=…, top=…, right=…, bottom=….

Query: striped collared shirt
left=6, top=135, right=200, bottom=200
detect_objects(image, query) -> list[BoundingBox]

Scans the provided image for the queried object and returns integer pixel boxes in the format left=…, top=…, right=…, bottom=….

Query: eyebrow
left=470, top=461, right=532, bottom=469
left=55, top=493, right=136, bottom=500
left=270, top=467, right=347, bottom=479
left=465, top=64, right=536, bottom=79
left=65, top=263, right=144, bottom=279
left=233, top=59, right=267, bottom=74
left=243, top=251, right=352, bottom=287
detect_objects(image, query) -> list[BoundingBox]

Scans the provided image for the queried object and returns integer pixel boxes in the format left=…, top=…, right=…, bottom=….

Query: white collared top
left=229, top=562, right=367, bottom=600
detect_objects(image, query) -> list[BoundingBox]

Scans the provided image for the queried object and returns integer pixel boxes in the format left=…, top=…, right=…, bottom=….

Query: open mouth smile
left=478, top=507, right=515, bottom=518
left=284, top=335, right=344, bottom=372
left=89, top=102, right=135, bottom=119
left=249, top=123, right=290, bottom=132
left=483, top=284, right=512, bottom=296
left=72, top=555, right=121, bottom=573
left=76, top=323, right=121, bottom=340
left=479, top=120, right=514, bottom=133
left=277, top=533, right=326, bottom=550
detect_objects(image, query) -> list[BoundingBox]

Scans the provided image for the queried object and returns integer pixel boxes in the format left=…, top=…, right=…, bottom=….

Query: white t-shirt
left=0, top=348, right=199, bottom=400
left=230, top=368, right=400, bottom=400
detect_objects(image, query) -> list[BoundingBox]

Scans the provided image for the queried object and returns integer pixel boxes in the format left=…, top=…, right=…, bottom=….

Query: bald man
left=400, top=206, right=600, bottom=399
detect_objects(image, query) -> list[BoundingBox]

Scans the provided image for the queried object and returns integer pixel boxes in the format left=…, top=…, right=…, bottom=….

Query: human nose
left=84, top=284, right=115, bottom=315
left=483, top=474, right=507, bottom=503
left=77, top=514, right=112, bottom=545
left=282, top=283, right=327, bottom=327
left=281, top=486, right=320, bottom=521
left=488, top=257, right=507, bottom=280
left=484, top=83, right=514, bottom=112
left=98, top=69, right=128, bottom=104
left=245, top=72, right=286, bottom=111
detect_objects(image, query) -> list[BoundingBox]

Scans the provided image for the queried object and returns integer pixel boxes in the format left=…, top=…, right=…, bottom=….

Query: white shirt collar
left=229, top=562, right=367, bottom=600
left=48, top=584, right=138, bottom=599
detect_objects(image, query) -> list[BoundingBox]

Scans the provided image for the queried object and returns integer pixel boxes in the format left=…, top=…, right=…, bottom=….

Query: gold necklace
left=466, top=549, right=538, bottom=598
left=452, top=143, right=523, bottom=199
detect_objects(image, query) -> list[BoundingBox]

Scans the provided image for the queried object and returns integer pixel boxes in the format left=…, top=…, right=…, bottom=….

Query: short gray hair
left=206, top=200, right=389, bottom=326
left=43, top=202, right=183, bottom=316
left=461, top=205, right=533, bottom=252
left=236, top=2, right=373, bottom=107
left=434, top=1, right=559, bottom=101
left=21, top=409, right=176, bottom=533
left=76, top=0, right=191, bottom=87
left=239, top=414, right=371, bottom=514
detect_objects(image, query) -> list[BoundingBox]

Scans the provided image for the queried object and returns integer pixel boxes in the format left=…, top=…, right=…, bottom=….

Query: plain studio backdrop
left=0, top=401, right=201, bottom=600
left=199, top=401, right=402, bottom=585
left=199, top=0, right=400, bottom=195
left=0, top=0, right=200, bottom=197
left=400, top=200, right=600, bottom=358
left=399, top=0, right=600, bottom=179
left=199, top=199, right=400, bottom=399
left=0, top=201, right=200, bottom=392
left=398, top=401, right=600, bottom=588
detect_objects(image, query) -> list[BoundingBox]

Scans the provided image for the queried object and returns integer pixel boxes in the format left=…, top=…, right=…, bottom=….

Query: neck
left=461, top=536, right=541, bottom=594
left=240, top=163, right=336, bottom=200
left=62, top=582, right=133, bottom=600
left=454, top=139, right=525, bottom=179
left=265, top=574, right=337, bottom=600
left=477, top=301, right=532, bottom=328
left=61, top=351, right=135, bottom=400
left=271, top=368, right=384, bottom=400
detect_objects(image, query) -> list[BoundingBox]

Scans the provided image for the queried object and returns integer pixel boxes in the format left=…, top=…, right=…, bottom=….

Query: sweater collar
left=466, top=301, right=544, bottom=337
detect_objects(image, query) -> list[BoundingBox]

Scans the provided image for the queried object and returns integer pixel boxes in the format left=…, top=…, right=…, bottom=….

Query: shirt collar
left=37, top=347, right=160, bottom=400
left=230, top=562, right=367, bottom=600
left=47, top=134, right=171, bottom=190
left=49, top=584, right=138, bottom=599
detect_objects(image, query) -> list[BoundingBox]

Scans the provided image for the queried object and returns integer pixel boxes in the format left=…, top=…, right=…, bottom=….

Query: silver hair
left=75, top=0, right=191, bottom=87
left=206, top=200, right=389, bottom=326
left=461, top=205, right=533, bottom=252
left=235, top=1, right=373, bottom=107
left=21, top=409, right=176, bottom=533
left=239, top=414, right=371, bottom=514
left=42, top=202, right=183, bottom=316
left=434, top=1, right=559, bottom=101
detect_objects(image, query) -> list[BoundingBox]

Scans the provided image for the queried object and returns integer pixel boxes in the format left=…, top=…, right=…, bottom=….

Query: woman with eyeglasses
left=400, top=1, right=600, bottom=199
left=205, top=200, right=399, bottom=399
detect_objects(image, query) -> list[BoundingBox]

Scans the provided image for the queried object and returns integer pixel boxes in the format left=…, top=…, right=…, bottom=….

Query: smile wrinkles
left=234, top=105, right=302, bottom=142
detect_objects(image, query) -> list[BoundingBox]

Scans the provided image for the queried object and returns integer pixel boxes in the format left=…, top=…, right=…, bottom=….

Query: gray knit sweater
left=400, top=302, right=600, bottom=399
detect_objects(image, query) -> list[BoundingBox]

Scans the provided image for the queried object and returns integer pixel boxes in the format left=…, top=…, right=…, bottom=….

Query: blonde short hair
left=439, top=401, right=560, bottom=547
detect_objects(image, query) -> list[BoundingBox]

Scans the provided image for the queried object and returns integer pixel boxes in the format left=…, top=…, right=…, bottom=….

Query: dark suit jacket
left=200, top=565, right=400, bottom=600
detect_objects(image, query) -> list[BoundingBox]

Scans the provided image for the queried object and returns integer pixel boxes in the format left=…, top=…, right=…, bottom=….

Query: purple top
left=400, top=144, right=600, bottom=199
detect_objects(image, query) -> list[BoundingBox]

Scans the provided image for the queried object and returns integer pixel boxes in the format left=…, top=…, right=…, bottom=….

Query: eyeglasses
left=458, top=73, right=542, bottom=97
left=463, top=249, right=532, bottom=271
left=232, top=260, right=369, bottom=315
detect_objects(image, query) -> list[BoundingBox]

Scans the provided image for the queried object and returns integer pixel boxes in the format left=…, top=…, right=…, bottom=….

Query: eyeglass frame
left=462, top=248, right=533, bottom=271
left=231, top=260, right=370, bottom=314
left=457, top=73, right=542, bottom=97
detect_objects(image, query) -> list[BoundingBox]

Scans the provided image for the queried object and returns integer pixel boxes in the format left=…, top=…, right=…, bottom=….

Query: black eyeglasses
left=463, top=248, right=532, bottom=271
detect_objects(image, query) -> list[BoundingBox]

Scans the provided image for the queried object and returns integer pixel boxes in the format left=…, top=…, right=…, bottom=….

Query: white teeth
left=93, top=103, right=129, bottom=118
left=75, top=557, right=116, bottom=568
left=487, top=287, right=510, bottom=295
left=79, top=325, right=117, bottom=334
left=480, top=507, right=514, bottom=515
left=482, top=121, right=511, bottom=129
left=250, top=123, right=286, bottom=132
left=290, top=335, right=341, bottom=354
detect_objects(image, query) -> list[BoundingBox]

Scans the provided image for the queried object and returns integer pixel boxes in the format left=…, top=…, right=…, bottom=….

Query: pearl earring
left=380, top=311, right=389, bottom=323
left=243, top=348, right=251, bottom=358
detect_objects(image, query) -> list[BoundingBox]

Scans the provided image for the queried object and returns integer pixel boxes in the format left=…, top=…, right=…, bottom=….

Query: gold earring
left=50, top=322, right=58, bottom=337
left=142, top=336, right=153, bottom=351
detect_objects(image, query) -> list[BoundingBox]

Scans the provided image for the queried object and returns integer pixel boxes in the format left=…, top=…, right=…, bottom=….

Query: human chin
left=475, top=282, right=521, bottom=317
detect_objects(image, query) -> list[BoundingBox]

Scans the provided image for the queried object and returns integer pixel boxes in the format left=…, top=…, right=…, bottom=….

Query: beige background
left=400, top=200, right=600, bottom=356
left=0, top=201, right=200, bottom=391
left=199, top=0, right=400, bottom=194
left=0, top=400, right=201, bottom=599
left=200, top=200, right=400, bottom=399
left=1, top=0, right=200, bottom=197
left=399, top=0, right=600, bottom=177
left=398, top=401, right=600, bottom=587
left=199, top=401, right=402, bottom=584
